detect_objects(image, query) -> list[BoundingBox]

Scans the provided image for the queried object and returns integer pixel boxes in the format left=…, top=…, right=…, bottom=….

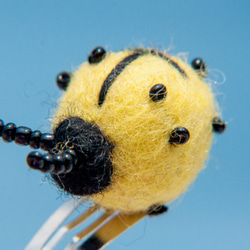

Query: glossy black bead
left=63, top=152, right=74, bottom=173
left=40, top=133, right=55, bottom=151
left=15, top=126, right=32, bottom=145
left=42, top=153, right=56, bottom=173
left=149, top=84, right=167, bottom=102
left=191, top=58, right=207, bottom=77
left=64, top=149, right=78, bottom=165
left=26, top=151, right=44, bottom=171
left=2, top=123, right=16, bottom=142
left=53, top=154, right=66, bottom=174
left=0, top=119, right=4, bottom=136
left=169, top=127, right=190, bottom=145
left=212, top=117, right=226, bottom=134
left=56, top=72, right=71, bottom=91
left=29, top=130, right=42, bottom=149
left=88, top=47, right=106, bottom=64
left=148, top=205, right=168, bottom=216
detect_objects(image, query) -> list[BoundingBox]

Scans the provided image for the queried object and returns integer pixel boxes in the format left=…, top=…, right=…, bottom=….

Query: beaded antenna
left=0, top=46, right=226, bottom=249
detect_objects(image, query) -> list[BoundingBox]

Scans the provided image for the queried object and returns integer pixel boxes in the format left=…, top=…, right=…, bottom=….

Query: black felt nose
left=51, top=117, right=114, bottom=196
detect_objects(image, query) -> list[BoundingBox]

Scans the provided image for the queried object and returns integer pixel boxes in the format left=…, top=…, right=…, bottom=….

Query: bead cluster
left=0, top=119, right=77, bottom=174
left=0, top=120, right=55, bottom=150
left=26, top=149, right=77, bottom=174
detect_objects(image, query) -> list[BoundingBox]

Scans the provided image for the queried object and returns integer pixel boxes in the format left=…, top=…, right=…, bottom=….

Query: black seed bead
left=29, top=130, right=42, bottom=149
left=15, top=126, right=32, bottom=145
left=26, top=151, right=44, bottom=171
left=64, top=149, right=78, bottom=165
left=191, top=58, right=207, bottom=77
left=148, top=205, right=168, bottom=216
left=169, top=127, right=190, bottom=145
left=0, top=119, right=4, bottom=136
left=149, top=84, right=167, bottom=102
left=56, top=72, right=71, bottom=91
left=53, top=154, right=66, bottom=174
left=40, top=133, right=55, bottom=151
left=2, top=123, right=16, bottom=142
left=63, top=152, right=74, bottom=173
left=212, top=117, right=226, bottom=134
left=42, top=153, right=55, bottom=173
left=88, top=47, right=106, bottom=64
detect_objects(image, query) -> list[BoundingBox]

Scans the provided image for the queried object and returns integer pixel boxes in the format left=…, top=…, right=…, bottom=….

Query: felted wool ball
left=52, top=47, right=220, bottom=212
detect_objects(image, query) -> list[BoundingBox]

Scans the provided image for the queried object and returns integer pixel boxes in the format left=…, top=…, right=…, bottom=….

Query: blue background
left=0, top=1, right=249, bottom=249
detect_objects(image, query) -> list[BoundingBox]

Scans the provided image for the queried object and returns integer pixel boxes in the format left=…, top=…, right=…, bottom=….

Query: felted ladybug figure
left=51, top=47, right=225, bottom=212
left=0, top=46, right=226, bottom=249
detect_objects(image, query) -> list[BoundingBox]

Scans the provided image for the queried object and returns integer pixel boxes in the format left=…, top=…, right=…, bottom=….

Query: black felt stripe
left=98, top=49, right=187, bottom=106
left=98, top=52, right=142, bottom=106
left=152, top=50, right=187, bottom=77
left=135, top=48, right=187, bottom=77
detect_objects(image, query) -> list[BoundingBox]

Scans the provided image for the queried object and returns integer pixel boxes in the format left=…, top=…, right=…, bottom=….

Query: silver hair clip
left=25, top=200, right=147, bottom=250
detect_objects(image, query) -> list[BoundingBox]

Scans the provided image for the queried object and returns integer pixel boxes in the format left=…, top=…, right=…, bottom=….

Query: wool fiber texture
left=53, top=49, right=216, bottom=212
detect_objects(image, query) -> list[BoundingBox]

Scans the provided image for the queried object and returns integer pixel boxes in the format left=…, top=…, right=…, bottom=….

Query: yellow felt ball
left=53, top=47, right=219, bottom=212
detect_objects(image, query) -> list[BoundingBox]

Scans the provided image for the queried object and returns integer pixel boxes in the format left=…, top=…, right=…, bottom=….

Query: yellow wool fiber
left=53, top=49, right=216, bottom=212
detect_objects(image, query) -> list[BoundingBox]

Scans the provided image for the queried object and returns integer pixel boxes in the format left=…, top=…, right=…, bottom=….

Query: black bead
left=15, top=126, right=32, bottom=146
left=53, top=154, right=66, bottom=174
left=148, top=205, right=168, bottom=216
left=88, top=47, right=106, bottom=64
left=2, top=123, right=16, bottom=142
left=149, top=84, right=167, bottom=102
left=191, top=58, right=207, bottom=77
left=78, top=235, right=104, bottom=250
left=42, top=153, right=56, bottom=173
left=40, top=133, right=55, bottom=151
left=29, top=130, right=42, bottom=149
left=64, top=149, right=78, bottom=165
left=56, top=72, right=71, bottom=91
left=26, top=151, right=44, bottom=171
left=0, top=119, right=4, bottom=136
left=169, top=127, right=190, bottom=145
left=212, top=117, right=226, bottom=134
left=63, top=152, right=74, bottom=173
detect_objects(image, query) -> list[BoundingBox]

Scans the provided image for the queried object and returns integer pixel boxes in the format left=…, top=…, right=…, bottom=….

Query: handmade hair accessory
left=1, top=46, right=226, bottom=249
